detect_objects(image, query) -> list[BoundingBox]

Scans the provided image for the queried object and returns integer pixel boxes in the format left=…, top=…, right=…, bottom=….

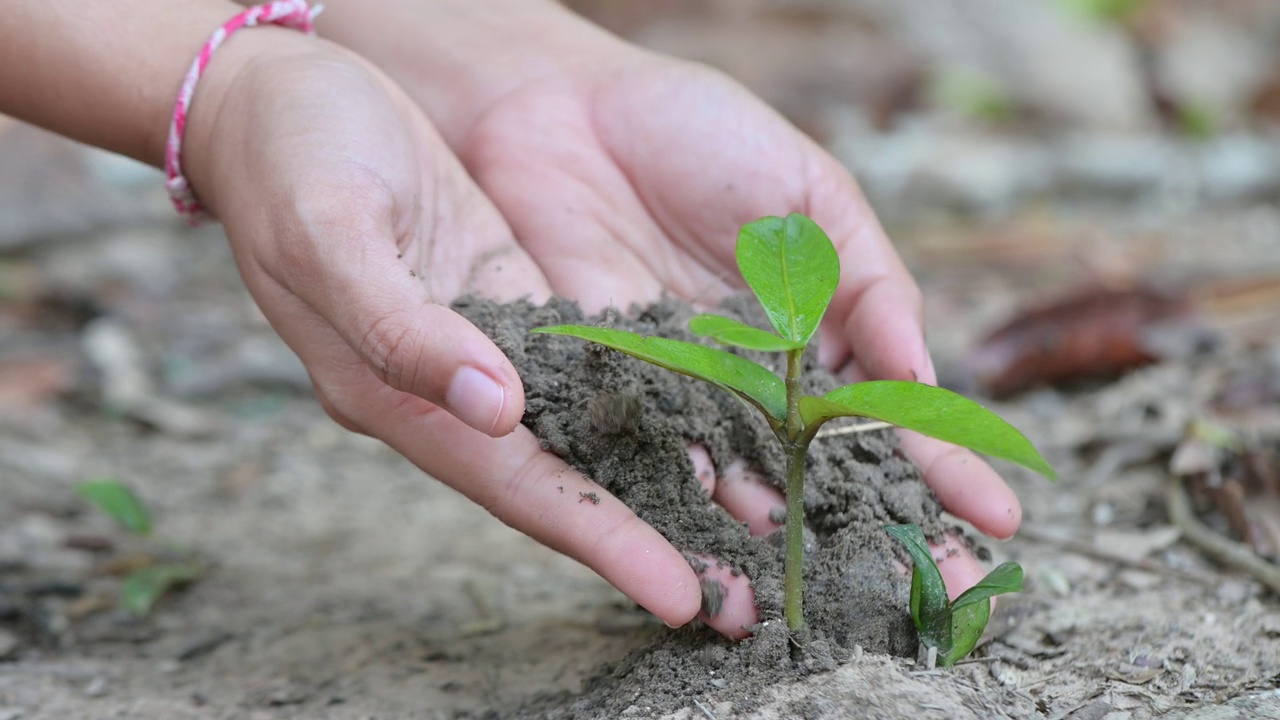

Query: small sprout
left=885, top=524, right=1023, bottom=667
left=76, top=479, right=202, bottom=616
left=533, top=213, right=1054, bottom=639
left=76, top=479, right=152, bottom=535
left=121, top=562, right=203, bottom=616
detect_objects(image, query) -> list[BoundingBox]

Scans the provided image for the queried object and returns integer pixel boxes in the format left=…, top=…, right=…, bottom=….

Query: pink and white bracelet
left=164, top=0, right=323, bottom=222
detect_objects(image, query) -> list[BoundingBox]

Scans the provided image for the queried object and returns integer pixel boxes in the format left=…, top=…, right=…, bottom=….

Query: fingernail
left=447, top=366, right=506, bottom=434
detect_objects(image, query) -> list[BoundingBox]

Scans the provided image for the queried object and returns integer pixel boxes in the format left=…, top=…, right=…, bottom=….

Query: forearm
left=305, top=0, right=629, bottom=147
left=0, top=0, right=254, bottom=166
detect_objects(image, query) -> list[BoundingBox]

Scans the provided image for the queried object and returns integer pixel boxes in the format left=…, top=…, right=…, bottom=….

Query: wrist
left=179, top=28, right=327, bottom=217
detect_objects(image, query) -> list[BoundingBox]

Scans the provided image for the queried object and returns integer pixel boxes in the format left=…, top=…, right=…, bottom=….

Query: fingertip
left=445, top=362, right=525, bottom=437
left=691, top=560, right=758, bottom=640
left=932, top=535, right=988, bottom=602
left=713, top=461, right=785, bottom=536
left=898, top=431, right=1022, bottom=540
left=687, top=445, right=717, bottom=498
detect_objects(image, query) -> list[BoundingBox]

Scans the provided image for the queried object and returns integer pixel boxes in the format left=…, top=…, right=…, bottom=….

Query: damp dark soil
left=455, top=295, right=956, bottom=718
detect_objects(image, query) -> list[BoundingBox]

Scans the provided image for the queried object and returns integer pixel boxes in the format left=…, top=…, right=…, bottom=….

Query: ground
left=3, top=2, right=1280, bottom=718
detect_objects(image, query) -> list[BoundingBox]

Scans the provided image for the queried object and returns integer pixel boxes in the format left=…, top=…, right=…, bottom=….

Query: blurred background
left=3, top=2, right=1280, bottom=714
left=5, top=0, right=1280, bottom=414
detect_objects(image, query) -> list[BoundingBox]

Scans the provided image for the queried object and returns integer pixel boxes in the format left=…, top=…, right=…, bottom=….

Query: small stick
left=1015, top=525, right=1212, bottom=585
left=692, top=698, right=718, bottom=720
left=1167, top=476, right=1280, bottom=596
left=814, top=421, right=893, bottom=439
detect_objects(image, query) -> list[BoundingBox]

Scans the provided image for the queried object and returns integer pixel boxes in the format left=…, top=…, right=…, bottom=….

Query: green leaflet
left=945, top=562, right=1022, bottom=666
left=736, top=214, right=839, bottom=346
left=76, top=479, right=152, bottom=535
left=800, top=381, right=1056, bottom=481
left=121, top=563, right=203, bottom=616
left=883, top=524, right=950, bottom=645
left=887, top=525, right=1024, bottom=667
left=532, top=325, right=786, bottom=420
left=688, top=314, right=803, bottom=352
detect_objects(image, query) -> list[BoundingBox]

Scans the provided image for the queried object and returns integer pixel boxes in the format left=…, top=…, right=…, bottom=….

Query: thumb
left=255, top=212, right=527, bottom=437
left=350, top=291, right=526, bottom=437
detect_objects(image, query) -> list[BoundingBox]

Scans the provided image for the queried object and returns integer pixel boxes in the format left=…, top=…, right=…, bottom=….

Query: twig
left=814, top=421, right=893, bottom=439
left=1166, top=476, right=1280, bottom=596
left=1016, top=525, right=1212, bottom=585
left=692, top=698, right=717, bottom=720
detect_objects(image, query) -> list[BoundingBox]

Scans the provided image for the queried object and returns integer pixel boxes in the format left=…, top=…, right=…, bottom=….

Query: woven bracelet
left=164, top=0, right=323, bottom=222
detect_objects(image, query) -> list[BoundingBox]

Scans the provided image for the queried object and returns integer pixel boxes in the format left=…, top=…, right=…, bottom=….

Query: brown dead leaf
left=968, top=284, right=1189, bottom=398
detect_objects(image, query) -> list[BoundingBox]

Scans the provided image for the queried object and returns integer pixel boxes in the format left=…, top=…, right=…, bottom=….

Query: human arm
left=1, top=0, right=719, bottom=629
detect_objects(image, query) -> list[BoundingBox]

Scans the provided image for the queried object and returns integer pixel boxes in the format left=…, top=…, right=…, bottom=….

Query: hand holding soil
left=2, top=0, right=1024, bottom=643
left=303, top=0, right=1028, bottom=637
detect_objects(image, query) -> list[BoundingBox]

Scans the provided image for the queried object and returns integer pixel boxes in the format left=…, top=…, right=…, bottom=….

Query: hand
left=313, top=2, right=1022, bottom=634
left=180, top=31, right=717, bottom=628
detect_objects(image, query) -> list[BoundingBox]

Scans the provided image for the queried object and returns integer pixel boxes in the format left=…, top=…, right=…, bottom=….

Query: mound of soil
left=455, top=296, right=958, bottom=717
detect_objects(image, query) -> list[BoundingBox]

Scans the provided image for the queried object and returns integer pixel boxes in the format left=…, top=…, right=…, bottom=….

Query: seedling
left=533, top=213, right=1054, bottom=637
left=76, top=479, right=203, bottom=616
left=885, top=524, right=1022, bottom=667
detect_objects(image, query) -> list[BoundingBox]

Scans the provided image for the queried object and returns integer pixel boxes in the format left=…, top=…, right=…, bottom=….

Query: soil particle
left=455, top=295, right=952, bottom=718
left=699, top=577, right=726, bottom=618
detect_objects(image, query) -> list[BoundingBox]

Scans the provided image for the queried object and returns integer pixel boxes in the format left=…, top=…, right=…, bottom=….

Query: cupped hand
left=176, top=30, right=721, bottom=629
left=387, top=15, right=1021, bottom=626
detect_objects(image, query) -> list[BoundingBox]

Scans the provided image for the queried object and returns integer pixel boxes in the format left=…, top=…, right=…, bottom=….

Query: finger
left=899, top=430, right=1022, bottom=540
left=255, top=274, right=705, bottom=626
left=932, top=534, right=992, bottom=603
left=687, top=553, right=758, bottom=640
left=463, top=95, right=733, bottom=313
left=242, top=172, right=549, bottom=437
left=362, top=382, right=705, bottom=626
left=835, top=321, right=1021, bottom=539
left=773, top=151, right=935, bottom=385
left=712, top=461, right=785, bottom=536
left=688, top=444, right=716, bottom=499
left=687, top=446, right=784, bottom=536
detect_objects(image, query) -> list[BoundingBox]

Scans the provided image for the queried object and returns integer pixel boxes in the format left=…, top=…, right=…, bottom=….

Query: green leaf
left=951, top=562, right=1023, bottom=613
left=533, top=325, right=786, bottom=420
left=736, top=214, right=839, bottom=346
left=942, top=598, right=990, bottom=667
left=884, top=524, right=950, bottom=648
left=943, top=562, right=1022, bottom=667
left=121, top=563, right=203, bottom=616
left=688, top=314, right=803, bottom=352
left=800, top=382, right=1057, bottom=481
left=76, top=479, right=152, bottom=535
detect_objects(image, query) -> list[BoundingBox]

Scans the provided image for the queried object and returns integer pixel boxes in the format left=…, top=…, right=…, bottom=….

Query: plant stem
left=783, top=439, right=808, bottom=635
left=781, top=348, right=808, bottom=636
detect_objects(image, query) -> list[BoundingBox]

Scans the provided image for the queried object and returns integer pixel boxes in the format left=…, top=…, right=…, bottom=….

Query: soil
left=452, top=294, right=945, bottom=717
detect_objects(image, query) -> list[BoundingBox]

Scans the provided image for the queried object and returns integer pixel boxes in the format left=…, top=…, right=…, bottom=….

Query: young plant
left=532, top=213, right=1054, bottom=637
left=885, top=524, right=1022, bottom=667
left=76, top=479, right=203, bottom=616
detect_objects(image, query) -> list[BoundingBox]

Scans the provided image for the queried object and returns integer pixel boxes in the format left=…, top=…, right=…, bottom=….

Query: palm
left=454, top=57, right=1022, bottom=541
left=458, top=62, right=848, bottom=313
